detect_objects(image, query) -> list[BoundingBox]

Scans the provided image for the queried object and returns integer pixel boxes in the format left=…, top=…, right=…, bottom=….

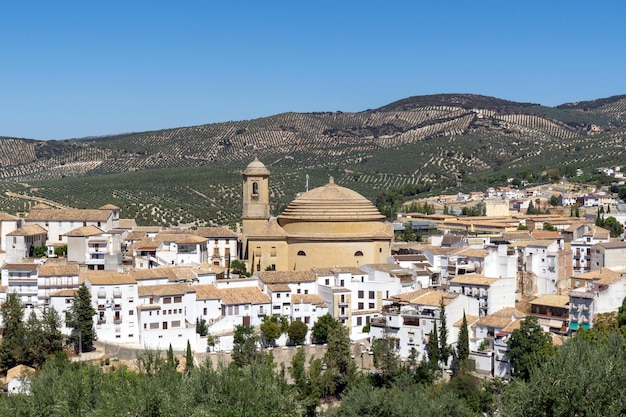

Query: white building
left=65, top=225, right=124, bottom=271
left=5, top=225, right=48, bottom=263
left=448, top=273, right=516, bottom=317
left=194, top=227, right=239, bottom=267
left=1, top=263, right=39, bottom=307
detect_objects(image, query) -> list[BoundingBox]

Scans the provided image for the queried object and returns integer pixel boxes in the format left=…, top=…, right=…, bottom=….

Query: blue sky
left=1, top=1, right=625, bottom=140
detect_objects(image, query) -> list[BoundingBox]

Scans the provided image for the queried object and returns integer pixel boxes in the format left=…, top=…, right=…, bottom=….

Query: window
left=369, top=303, right=375, bottom=309
left=203, top=307, right=207, bottom=315
left=129, top=310, right=134, bottom=316
left=304, top=290, right=308, bottom=294
left=252, top=182, right=259, bottom=195
left=171, top=320, right=181, bottom=328
left=163, top=322, right=168, bottom=330
left=150, top=323, right=158, bottom=329
left=297, top=289, right=301, bottom=294
left=354, top=251, right=363, bottom=256
left=174, top=296, right=182, bottom=303
left=163, top=297, right=172, bottom=304
left=297, top=250, right=306, bottom=256
left=277, top=293, right=281, bottom=299
left=325, top=279, right=329, bottom=285
left=358, top=302, right=364, bottom=310
left=357, top=317, right=362, bottom=326
left=369, top=291, right=375, bottom=299
left=270, top=246, right=276, bottom=257
left=358, top=290, right=364, bottom=298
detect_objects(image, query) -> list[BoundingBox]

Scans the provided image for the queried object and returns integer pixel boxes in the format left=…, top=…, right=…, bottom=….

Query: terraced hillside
left=1, top=93, right=625, bottom=226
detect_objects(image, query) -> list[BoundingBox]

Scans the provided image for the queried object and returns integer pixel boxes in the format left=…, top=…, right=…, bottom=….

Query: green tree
left=455, top=311, right=470, bottom=364
left=232, top=326, right=264, bottom=368
left=260, top=315, right=282, bottom=347
left=196, top=317, right=208, bottom=336
left=287, top=320, right=308, bottom=345
left=438, top=297, right=451, bottom=365
left=66, top=283, right=97, bottom=353
left=542, top=222, right=557, bottom=231
left=322, top=324, right=355, bottom=398
left=0, top=293, right=26, bottom=373
left=619, top=296, right=626, bottom=328
left=427, top=323, right=440, bottom=367
left=603, top=216, right=624, bottom=238
left=507, top=316, right=555, bottom=381
left=233, top=324, right=255, bottom=345
left=503, top=331, right=626, bottom=417
left=290, top=348, right=323, bottom=416
left=371, top=332, right=401, bottom=386
left=228, top=259, right=248, bottom=276
left=311, top=314, right=339, bottom=344
left=165, top=343, right=179, bottom=372
left=184, top=340, right=194, bottom=376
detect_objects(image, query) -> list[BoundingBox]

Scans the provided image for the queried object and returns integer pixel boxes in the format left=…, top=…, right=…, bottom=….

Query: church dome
left=243, top=157, right=270, bottom=176
left=278, top=177, right=385, bottom=222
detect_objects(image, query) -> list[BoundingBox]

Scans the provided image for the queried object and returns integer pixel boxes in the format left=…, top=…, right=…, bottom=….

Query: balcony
left=97, top=318, right=106, bottom=325
left=114, top=318, right=122, bottom=324
left=114, top=304, right=122, bottom=311
left=113, top=291, right=122, bottom=298
left=97, top=304, right=106, bottom=310
left=97, top=291, right=106, bottom=299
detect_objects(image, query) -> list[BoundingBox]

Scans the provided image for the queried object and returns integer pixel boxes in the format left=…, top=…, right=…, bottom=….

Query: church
left=240, top=158, right=393, bottom=272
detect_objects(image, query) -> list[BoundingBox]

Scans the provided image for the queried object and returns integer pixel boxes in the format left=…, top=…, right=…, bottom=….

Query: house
left=256, top=270, right=318, bottom=318
left=1, top=263, right=39, bottom=307
left=5, top=225, right=48, bottom=263
left=528, top=294, right=570, bottom=335
left=5, top=364, right=35, bottom=396
left=589, top=241, right=626, bottom=271
left=569, top=268, right=626, bottom=332
left=37, top=261, right=80, bottom=306
left=471, top=307, right=526, bottom=377
left=570, top=225, right=610, bottom=274
left=0, top=212, right=22, bottom=252
left=136, top=283, right=197, bottom=350
left=65, top=225, right=124, bottom=270
left=194, top=227, right=238, bottom=267
left=24, top=204, right=118, bottom=246
left=370, top=290, right=479, bottom=360
left=83, top=271, right=140, bottom=345
left=448, top=273, right=516, bottom=317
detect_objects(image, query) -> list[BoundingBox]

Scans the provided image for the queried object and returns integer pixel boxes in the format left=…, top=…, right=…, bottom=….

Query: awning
left=569, top=322, right=579, bottom=330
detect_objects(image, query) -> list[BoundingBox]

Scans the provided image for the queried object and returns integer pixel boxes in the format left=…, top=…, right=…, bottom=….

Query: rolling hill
left=1, top=93, right=625, bottom=227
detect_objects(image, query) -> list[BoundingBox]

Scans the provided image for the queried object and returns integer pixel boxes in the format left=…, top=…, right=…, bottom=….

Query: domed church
left=240, top=158, right=393, bottom=272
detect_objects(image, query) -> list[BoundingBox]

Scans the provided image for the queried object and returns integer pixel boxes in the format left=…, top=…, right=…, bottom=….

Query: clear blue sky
left=1, top=1, right=625, bottom=140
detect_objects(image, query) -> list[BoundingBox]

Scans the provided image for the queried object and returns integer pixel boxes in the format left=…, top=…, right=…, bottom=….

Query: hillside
left=1, top=93, right=625, bottom=226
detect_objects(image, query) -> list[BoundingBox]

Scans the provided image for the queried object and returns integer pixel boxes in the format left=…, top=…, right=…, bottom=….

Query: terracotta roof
left=389, top=289, right=457, bottom=307
left=125, top=231, right=148, bottom=241
left=2, top=263, right=38, bottom=272
left=529, top=294, right=569, bottom=308
left=38, top=262, right=80, bottom=277
left=81, top=271, right=136, bottom=285
left=194, top=284, right=221, bottom=300
left=475, top=307, right=527, bottom=329
left=594, top=241, right=626, bottom=249
left=7, top=224, right=48, bottom=236
left=64, top=225, right=105, bottom=237
left=247, top=217, right=288, bottom=238
left=118, top=219, right=137, bottom=229
left=175, top=235, right=207, bottom=245
left=6, top=365, right=35, bottom=382
left=137, top=304, right=160, bottom=310
left=291, top=293, right=326, bottom=306
left=25, top=208, right=112, bottom=222
left=138, top=283, right=193, bottom=297
left=313, top=267, right=365, bottom=276
left=453, top=315, right=480, bottom=327
left=457, top=248, right=490, bottom=258
left=49, top=289, right=77, bottom=297
left=500, top=319, right=523, bottom=333
left=362, top=264, right=411, bottom=275
left=129, top=267, right=202, bottom=282
left=531, top=230, right=562, bottom=240
left=99, top=204, right=119, bottom=210
left=267, top=283, right=291, bottom=292
left=419, top=245, right=465, bottom=255
left=527, top=239, right=557, bottom=248
left=194, top=227, right=238, bottom=238
left=393, top=254, right=428, bottom=262
left=257, top=270, right=316, bottom=283
left=449, top=274, right=499, bottom=286
left=574, top=267, right=622, bottom=284
left=219, top=286, right=270, bottom=305
left=0, top=212, right=20, bottom=221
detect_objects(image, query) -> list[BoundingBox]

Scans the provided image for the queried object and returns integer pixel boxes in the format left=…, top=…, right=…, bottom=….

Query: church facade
left=240, top=158, right=393, bottom=272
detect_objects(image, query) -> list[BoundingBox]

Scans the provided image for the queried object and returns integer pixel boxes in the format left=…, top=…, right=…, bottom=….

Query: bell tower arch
left=241, top=158, right=270, bottom=256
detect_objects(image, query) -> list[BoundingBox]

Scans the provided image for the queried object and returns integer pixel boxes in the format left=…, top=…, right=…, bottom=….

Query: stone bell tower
left=241, top=158, right=270, bottom=257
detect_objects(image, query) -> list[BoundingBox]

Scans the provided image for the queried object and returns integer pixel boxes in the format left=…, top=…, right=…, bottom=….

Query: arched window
left=252, top=182, right=259, bottom=196
left=354, top=251, right=364, bottom=256
left=297, top=250, right=306, bottom=256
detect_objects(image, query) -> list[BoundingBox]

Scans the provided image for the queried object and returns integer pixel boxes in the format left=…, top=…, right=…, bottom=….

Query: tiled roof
left=457, top=248, right=490, bottom=258
left=246, top=217, right=288, bottom=237
left=313, top=267, right=365, bottom=276
left=575, top=267, right=621, bottom=284
left=175, top=235, right=207, bottom=244
left=81, top=271, right=136, bottom=285
left=64, top=225, right=105, bottom=237
left=118, top=219, right=137, bottom=229
left=453, top=315, right=480, bottom=327
left=194, top=227, right=238, bottom=238
left=257, top=270, right=316, bottom=283
left=527, top=239, right=557, bottom=248
left=361, top=264, right=411, bottom=275
left=389, top=289, right=457, bottom=307
left=99, top=204, right=119, bottom=210
left=49, top=289, right=77, bottom=297
left=267, top=283, right=291, bottom=292
left=38, top=262, right=80, bottom=277
left=7, top=224, right=48, bottom=236
left=0, top=212, right=20, bottom=221
left=25, top=208, right=112, bottom=222
left=219, top=286, right=270, bottom=305
left=476, top=307, right=527, bottom=329
left=138, top=283, right=193, bottom=297
left=529, top=294, right=569, bottom=308
left=449, top=274, right=499, bottom=286
left=194, top=284, right=221, bottom=300
left=291, top=293, right=326, bottom=306
left=2, top=263, right=38, bottom=272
